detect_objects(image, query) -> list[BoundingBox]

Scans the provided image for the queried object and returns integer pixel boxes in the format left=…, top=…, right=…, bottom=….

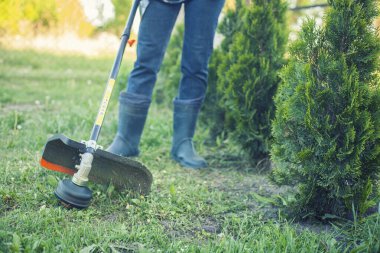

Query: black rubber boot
left=171, top=96, right=207, bottom=169
left=107, top=92, right=150, bottom=157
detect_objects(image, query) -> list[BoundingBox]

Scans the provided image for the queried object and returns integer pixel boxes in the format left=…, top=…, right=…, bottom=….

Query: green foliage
left=336, top=212, right=380, bottom=252
left=217, top=0, right=245, bottom=52
left=0, top=0, right=58, bottom=35
left=200, top=49, right=232, bottom=142
left=271, top=0, right=380, bottom=218
left=216, top=0, right=288, bottom=164
left=0, top=0, right=95, bottom=36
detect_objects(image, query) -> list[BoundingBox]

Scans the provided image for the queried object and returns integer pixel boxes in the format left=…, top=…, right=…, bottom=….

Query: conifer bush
left=216, top=0, right=288, bottom=164
left=271, top=0, right=380, bottom=217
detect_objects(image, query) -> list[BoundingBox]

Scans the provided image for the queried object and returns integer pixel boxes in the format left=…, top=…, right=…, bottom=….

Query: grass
left=0, top=48, right=379, bottom=252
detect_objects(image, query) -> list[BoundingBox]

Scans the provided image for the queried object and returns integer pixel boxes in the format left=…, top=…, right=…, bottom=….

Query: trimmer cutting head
left=40, top=134, right=153, bottom=195
left=54, top=179, right=92, bottom=209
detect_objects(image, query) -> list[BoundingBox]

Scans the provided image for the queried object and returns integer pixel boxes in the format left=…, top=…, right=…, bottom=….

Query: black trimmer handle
left=89, top=0, right=141, bottom=145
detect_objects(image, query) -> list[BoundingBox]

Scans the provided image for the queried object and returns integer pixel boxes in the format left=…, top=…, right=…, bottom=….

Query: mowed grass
left=0, top=48, right=379, bottom=252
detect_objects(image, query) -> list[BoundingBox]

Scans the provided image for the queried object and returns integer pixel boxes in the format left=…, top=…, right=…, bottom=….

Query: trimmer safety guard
left=40, top=134, right=152, bottom=195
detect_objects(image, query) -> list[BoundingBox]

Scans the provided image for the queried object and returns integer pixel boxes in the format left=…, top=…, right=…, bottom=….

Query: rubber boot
left=107, top=92, right=150, bottom=157
left=171, top=96, right=207, bottom=169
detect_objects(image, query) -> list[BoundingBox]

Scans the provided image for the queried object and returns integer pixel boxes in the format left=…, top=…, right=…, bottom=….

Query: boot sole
left=171, top=155, right=207, bottom=169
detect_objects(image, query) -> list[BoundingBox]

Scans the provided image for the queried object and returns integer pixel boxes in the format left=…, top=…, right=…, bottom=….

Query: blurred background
left=2, top=0, right=377, bottom=56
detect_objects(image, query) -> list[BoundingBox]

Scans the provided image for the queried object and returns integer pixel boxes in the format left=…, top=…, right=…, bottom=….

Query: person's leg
left=179, top=0, right=225, bottom=100
left=171, top=0, right=225, bottom=168
left=127, top=1, right=181, bottom=97
left=108, top=1, right=181, bottom=157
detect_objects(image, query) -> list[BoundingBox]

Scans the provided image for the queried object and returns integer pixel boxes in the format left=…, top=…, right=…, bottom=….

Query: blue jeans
left=126, top=0, right=225, bottom=100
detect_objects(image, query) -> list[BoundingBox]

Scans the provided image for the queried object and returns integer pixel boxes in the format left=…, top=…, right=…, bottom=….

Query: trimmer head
left=55, top=179, right=92, bottom=209
left=41, top=134, right=153, bottom=195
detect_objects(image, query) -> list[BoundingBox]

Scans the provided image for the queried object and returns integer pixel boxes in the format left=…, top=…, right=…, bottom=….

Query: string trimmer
left=40, top=0, right=152, bottom=209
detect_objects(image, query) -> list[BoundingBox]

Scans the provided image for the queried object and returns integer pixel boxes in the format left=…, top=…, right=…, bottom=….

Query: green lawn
left=0, top=48, right=378, bottom=252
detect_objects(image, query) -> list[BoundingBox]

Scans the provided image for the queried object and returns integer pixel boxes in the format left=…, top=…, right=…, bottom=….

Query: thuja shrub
left=217, top=0, right=288, bottom=164
left=200, top=49, right=229, bottom=142
left=271, top=0, right=380, bottom=218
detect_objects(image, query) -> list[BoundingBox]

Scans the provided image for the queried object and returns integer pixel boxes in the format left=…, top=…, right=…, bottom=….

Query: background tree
left=0, top=0, right=94, bottom=36
left=215, top=0, right=288, bottom=165
left=271, top=0, right=380, bottom=218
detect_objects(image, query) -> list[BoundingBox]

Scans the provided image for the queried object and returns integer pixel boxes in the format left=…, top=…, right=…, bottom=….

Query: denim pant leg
left=126, top=1, right=181, bottom=98
left=178, top=0, right=225, bottom=100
